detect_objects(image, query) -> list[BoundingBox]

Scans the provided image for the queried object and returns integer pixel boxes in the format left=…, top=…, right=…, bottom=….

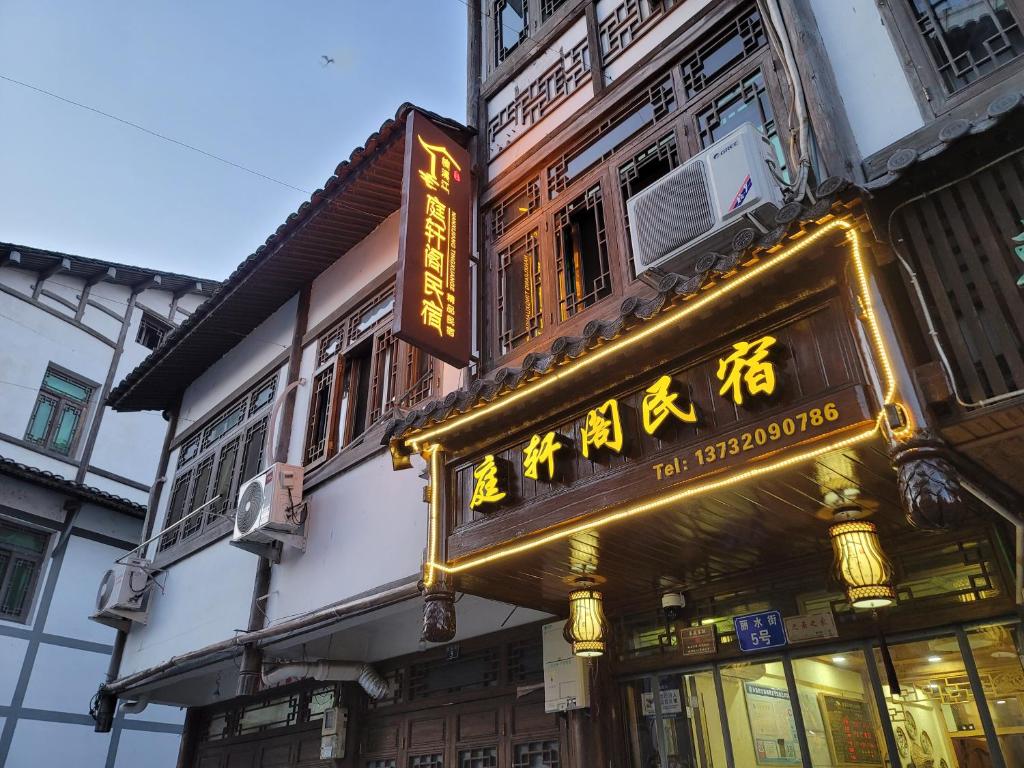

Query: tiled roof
left=0, top=455, right=146, bottom=518
left=107, top=103, right=472, bottom=412
left=862, top=89, right=1023, bottom=189
left=383, top=176, right=859, bottom=446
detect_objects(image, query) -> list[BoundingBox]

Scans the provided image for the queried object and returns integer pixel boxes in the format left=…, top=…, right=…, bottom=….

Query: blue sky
left=0, top=1, right=468, bottom=280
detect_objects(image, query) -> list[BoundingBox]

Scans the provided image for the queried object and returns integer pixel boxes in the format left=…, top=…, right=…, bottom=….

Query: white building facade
left=0, top=242, right=213, bottom=767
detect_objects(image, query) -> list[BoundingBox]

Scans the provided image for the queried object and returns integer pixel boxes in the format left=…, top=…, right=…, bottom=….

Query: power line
left=0, top=73, right=311, bottom=196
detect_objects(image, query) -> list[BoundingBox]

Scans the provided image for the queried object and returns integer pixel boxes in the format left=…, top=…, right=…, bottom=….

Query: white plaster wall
left=599, top=0, right=714, bottom=81
left=6, top=721, right=111, bottom=768
left=0, top=266, right=37, bottom=295
left=74, top=502, right=140, bottom=543
left=265, top=452, right=427, bottom=623
left=80, top=303, right=124, bottom=339
left=0, top=289, right=111, bottom=446
left=113, top=729, right=181, bottom=768
left=79, top=472, right=148, bottom=505
left=0, top=482, right=65, bottom=527
left=0, top=442, right=78, bottom=479
left=810, top=0, right=924, bottom=156
left=176, top=294, right=297, bottom=437
left=44, top=536, right=126, bottom=644
left=306, top=212, right=400, bottom=332
left=286, top=343, right=317, bottom=466
left=119, top=540, right=259, bottom=677
left=22, top=643, right=110, bottom=713
left=86, top=408, right=166, bottom=489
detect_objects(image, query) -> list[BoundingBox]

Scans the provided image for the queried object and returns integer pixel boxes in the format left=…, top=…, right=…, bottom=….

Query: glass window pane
left=721, top=660, right=803, bottom=766
left=0, top=526, right=47, bottom=553
left=874, top=635, right=989, bottom=767
left=967, top=622, right=1024, bottom=765
left=792, top=651, right=889, bottom=767
left=25, top=395, right=56, bottom=443
left=658, top=671, right=730, bottom=768
left=43, top=372, right=91, bottom=401
left=622, top=678, right=662, bottom=766
left=458, top=747, right=497, bottom=768
left=51, top=404, right=82, bottom=454
left=0, top=557, right=37, bottom=618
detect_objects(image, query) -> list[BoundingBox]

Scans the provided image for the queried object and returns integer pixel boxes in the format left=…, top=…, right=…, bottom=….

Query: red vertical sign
left=394, top=110, right=472, bottom=368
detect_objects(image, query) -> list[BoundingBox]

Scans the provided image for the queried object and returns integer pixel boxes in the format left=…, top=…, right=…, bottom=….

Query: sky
left=0, top=1, right=468, bottom=280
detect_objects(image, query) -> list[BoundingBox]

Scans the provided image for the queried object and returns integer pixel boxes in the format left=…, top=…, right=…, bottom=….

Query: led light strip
left=420, top=220, right=907, bottom=584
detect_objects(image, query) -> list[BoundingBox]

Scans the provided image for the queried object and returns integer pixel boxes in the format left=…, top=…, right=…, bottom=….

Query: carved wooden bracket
left=422, top=587, right=457, bottom=643
left=891, top=430, right=965, bottom=531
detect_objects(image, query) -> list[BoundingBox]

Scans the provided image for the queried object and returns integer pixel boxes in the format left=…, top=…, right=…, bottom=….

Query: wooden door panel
left=457, top=706, right=500, bottom=741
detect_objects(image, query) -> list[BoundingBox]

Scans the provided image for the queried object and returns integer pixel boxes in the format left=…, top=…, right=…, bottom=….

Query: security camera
left=661, top=592, right=686, bottom=621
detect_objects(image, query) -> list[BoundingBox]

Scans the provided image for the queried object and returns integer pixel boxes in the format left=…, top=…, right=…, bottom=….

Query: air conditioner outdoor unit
left=627, top=121, right=786, bottom=278
left=92, top=557, right=152, bottom=625
left=232, top=463, right=306, bottom=550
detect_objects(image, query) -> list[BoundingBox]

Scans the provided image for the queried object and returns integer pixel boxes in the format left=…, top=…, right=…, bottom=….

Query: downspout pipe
left=261, top=660, right=390, bottom=701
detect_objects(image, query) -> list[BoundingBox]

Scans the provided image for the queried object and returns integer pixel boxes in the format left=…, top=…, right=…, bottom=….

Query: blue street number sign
left=733, top=610, right=788, bottom=652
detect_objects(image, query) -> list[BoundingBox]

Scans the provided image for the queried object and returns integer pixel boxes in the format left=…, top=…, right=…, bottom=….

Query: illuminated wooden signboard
left=394, top=110, right=472, bottom=368
left=448, top=299, right=875, bottom=554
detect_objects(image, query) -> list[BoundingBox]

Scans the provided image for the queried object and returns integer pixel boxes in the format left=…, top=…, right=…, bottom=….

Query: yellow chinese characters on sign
left=641, top=375, right=697, bottom=435
left=417, top=136, right=463, bottom=340
left=523, top=431, right=564, bottom=481
left=470, top=455, right=506, bottom=510
left=581, top=399, right=624, bottom=459
left=716, top=335, right=777, bottom=405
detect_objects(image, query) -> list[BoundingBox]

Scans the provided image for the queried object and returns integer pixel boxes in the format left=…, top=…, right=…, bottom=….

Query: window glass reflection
left=967, top=622, right=1024, bottom=765
left=721, top=660, right=803, bottom=766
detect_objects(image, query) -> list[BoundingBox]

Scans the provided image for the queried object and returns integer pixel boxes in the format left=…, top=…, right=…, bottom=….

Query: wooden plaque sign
left=394, top=110, right=472, bottom=368
left=819, top=694, right=883, bottom=766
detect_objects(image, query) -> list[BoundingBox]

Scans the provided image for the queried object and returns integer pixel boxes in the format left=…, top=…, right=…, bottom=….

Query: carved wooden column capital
left=890, top=429, right=965, bottom=531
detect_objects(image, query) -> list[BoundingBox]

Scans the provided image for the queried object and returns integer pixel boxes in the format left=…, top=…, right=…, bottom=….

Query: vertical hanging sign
left=394, top=110, right=472, bottom=368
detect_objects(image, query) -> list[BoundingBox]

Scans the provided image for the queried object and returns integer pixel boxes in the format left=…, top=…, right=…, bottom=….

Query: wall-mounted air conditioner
left=92, top=557, right=152, bottom=626
left=627, top=121, right=786, bottom=278
left=232, top=463, right=306, bottom=551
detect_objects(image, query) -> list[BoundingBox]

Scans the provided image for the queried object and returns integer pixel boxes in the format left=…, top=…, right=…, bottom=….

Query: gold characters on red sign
left=416, top=135, right=463, bottom=340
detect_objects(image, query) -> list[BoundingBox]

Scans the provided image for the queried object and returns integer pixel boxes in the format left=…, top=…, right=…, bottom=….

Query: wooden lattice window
left=408, top=647, right=500, bottom=700
left=547, top=74, right=676, bottom=198
left=489, top=177, right=541, bottom=240
left=513, top=741, right=560, bottom=767
left=159, top=375, right=276, bottom=555
left=678, top=4, right=767, bottom=99
left=494, top=0, right=530, bottom=66
left=695, top=68, right=786, bottom=179
left=410, top=756, right=443, bottom=768
left=0, top=521, right=48, bottom=624
left=554, top=185, right=612, bottom=320
left=618, top=131, right=682, bottom=270
left=24, top=367, right=93, bottom=456
left=906, top=0, right=1024, bottom=94
left=459, top=747, right=498, bottom=768
left=539, top=0, right=569, bottom=20
left=304, top=285, right=436, bottom=467
left=498, top=230, right=544, bottom=354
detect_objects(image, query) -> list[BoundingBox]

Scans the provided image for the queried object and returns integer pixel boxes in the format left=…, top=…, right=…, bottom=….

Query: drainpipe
left=94, top=404, right=179, bottom=732
left=261, top=660, right=390, bottom=700
left=237, top=286, right=311, bottom=697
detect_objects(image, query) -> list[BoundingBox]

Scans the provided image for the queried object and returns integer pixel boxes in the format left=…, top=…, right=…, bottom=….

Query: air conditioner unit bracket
left=88, top=612, right=132, bottom=632
left=229, top=538, right=283, bottom=563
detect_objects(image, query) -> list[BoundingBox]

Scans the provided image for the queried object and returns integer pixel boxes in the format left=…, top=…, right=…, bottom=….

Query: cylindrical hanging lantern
left=829, top=520, right=897, bottom=609
left=563, top=586, right=609, bottom=657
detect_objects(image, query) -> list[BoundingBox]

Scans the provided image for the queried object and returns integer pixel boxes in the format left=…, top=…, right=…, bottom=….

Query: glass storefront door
left=623, top=620, right=1024, bottom=768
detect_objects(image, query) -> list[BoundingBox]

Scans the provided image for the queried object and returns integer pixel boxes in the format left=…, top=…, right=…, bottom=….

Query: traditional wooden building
left=380, top=1, right=1024, bottom=766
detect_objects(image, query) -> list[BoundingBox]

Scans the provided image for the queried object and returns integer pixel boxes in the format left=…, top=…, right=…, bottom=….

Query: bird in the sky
left=321, top=55, right=335, bottom=67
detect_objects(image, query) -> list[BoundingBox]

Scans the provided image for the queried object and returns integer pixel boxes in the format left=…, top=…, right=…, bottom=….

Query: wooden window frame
left=135, top=310, right=172, bottom=350
left=155, top=375, right=277, bottom=563
left=483, top=3, right=791, bottom=372
left=0, top=519, right=49, bottom=624
left=302, top=284, right=440, bottom=470
left=23, top=364, right=97, bottom=458
left=875, top=0, right=1024, bottom=117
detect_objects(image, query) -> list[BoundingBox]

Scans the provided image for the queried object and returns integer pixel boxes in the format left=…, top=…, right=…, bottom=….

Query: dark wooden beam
left=85, top=266, right=117, bottom=287
left=32, top=256, right=71, bottom=298
left=131, top=274, right=162, bottom=294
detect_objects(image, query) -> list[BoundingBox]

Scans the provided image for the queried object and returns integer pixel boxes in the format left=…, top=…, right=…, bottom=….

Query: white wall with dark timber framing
left=808, top=0, right=924, bottom=156
left=0, top=491, right=184, bottom=768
